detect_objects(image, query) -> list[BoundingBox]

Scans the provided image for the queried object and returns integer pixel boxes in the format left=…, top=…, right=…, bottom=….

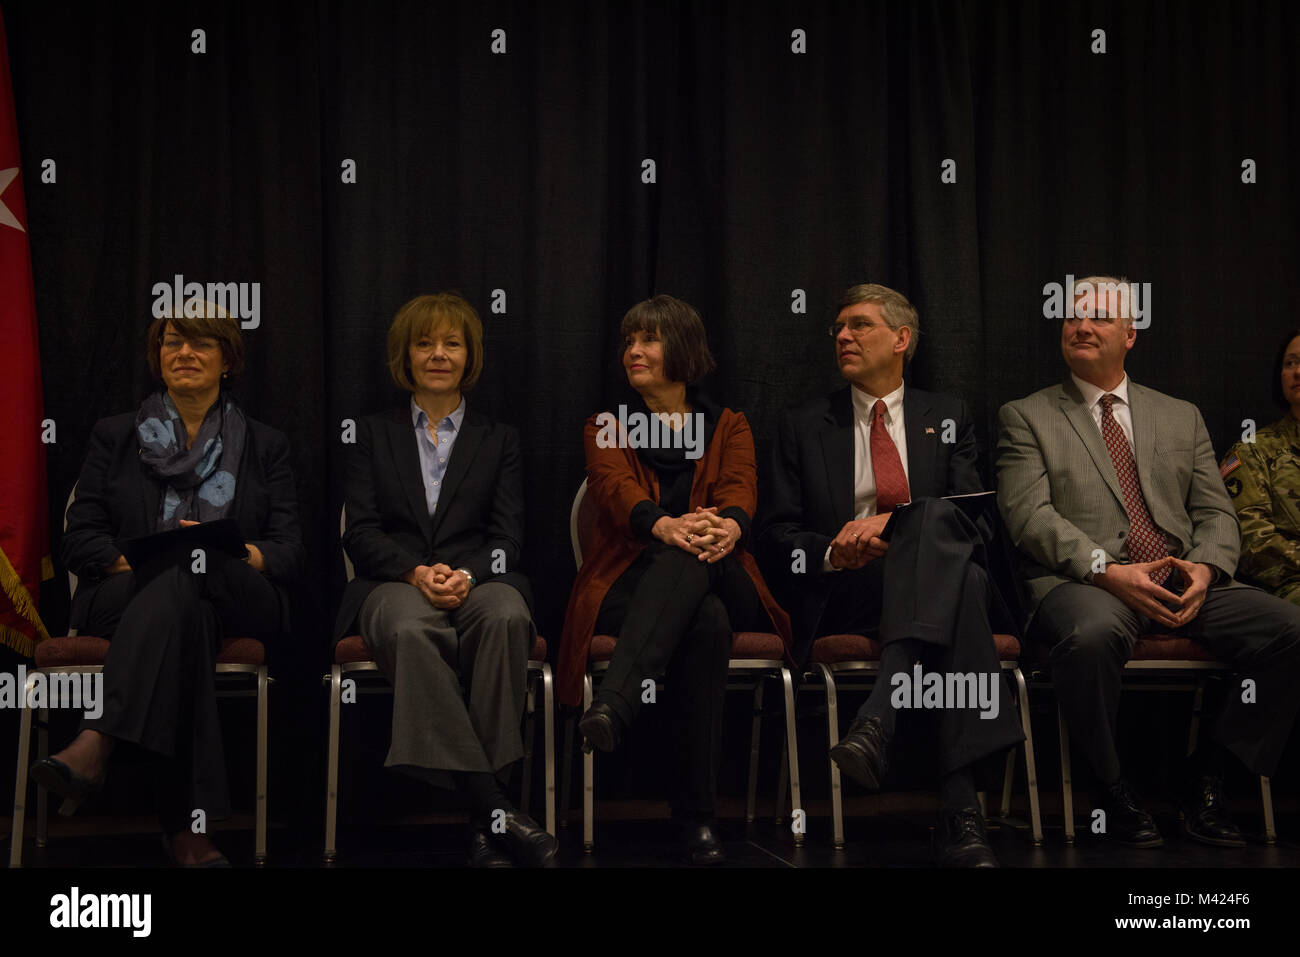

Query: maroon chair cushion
left=335, top=632, right=547, bottom=665
left=1131, top=635, right=1220, bottom=662
left=589, top=634, right=618, bottom=662
left=34, top=636, right=109, bottom=669
left=334, top=634, right=373, bottom=664
left=36, top=635, right=265, bottom=668
left=993, top=633, right=1021, bottom=661
left=811, top=633, right=882, bottom=664
left=730, top=631, right=787, bottom=659
left=216, top=637, right=265, bottom=666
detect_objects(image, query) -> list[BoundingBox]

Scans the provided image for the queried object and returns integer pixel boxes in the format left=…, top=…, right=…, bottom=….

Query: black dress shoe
left=468, top=826, right=515, bottom=868
left=1095, top=779, right=1164, bottom=848
left=30, top=757, right=105, bottom=816
left=494, top=810, right=559, bottom=868
left=828, top=715, right=890, bottom=790
left=681, top=821, right=726, bottom=866
left=934, top=808, right=998, bottom=868
left=160, top=833, right=231, bottom=868
left=1182, top=775, right=1246, bottom=848
left=579, top=702, right=623, bottom=753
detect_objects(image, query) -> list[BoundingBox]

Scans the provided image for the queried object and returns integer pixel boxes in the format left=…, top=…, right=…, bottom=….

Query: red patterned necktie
left=1099, top=394, right=1169, bottom=584
left=870, top=399, right=909, bottom=512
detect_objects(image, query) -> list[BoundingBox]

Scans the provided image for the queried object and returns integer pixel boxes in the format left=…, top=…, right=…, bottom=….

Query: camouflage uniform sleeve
left=1223, top=439, right=1300, bottom=595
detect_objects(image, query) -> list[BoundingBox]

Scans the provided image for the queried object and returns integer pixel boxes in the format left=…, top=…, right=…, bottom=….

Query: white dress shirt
left=825, top=381, right=910, bottom=572
left=1071, top=372, right=1134, bottom=449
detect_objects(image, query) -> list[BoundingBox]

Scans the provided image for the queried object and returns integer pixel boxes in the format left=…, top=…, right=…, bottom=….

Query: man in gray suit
left=997, top=275, right=1300, bottom=848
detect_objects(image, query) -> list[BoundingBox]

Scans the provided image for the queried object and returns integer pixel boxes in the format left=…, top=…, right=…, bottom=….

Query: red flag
left=0, top=7, right=51, bottom=656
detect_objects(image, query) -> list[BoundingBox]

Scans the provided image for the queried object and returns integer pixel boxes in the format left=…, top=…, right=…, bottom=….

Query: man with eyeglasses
left=997, top=275, right=1300, bottom=851
left=758, top=283, right=1024, bottom=867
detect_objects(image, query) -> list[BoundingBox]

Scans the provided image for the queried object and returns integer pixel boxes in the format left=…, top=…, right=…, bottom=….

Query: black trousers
left=1031, top=579, right=1300, bottom=782
left=77, top=558, right=281, bottom=833
left=594, top=543, right=768, bottom=817
left=817, top=498, right=1026, bottom=775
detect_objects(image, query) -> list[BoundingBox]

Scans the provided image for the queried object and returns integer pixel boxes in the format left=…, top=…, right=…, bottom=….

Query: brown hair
left=386, top=292, right=485, bottom=393
left=619, top=295, right=716, bottom=383
left=145, top=303, right=245, bottom=383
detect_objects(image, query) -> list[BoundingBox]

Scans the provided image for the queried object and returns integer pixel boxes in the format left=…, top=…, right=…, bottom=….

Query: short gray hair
left=836, top=283, right=920, bottom=362
left=1071, top=274, right=1134, bottom=327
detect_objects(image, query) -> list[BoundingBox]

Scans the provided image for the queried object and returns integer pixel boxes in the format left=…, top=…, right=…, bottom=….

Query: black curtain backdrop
left=3, top=0, right=1298, bottom=829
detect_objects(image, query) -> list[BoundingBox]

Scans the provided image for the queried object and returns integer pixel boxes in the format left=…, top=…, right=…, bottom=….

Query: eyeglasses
left=161, top=336, right=219, bottom=352
left=827, top=317, right=878, bottom=338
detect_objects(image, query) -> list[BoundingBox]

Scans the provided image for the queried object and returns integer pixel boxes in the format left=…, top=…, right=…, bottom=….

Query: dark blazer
left=62, top=408, right=305, bottom=633
left=333, top=403, right=532, bottom=643
left=758, top=385, right=996, bottom=666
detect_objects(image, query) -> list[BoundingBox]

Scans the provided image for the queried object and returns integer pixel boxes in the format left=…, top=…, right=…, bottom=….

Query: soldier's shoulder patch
left=1226, top=475, right=1244, bottom=498
left=1220, top=453, right=1241, bottom=478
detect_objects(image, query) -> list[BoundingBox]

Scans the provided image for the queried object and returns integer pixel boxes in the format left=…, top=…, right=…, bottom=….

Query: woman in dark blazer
left=334, top=292, right=554, bottom=868
left=558, top=295, right=792, bottom=865
left=35, top=304, right=303, bottom=866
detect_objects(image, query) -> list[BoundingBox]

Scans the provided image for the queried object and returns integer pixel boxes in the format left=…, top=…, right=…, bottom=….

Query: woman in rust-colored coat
left=558, top=295, right=791, bottom=865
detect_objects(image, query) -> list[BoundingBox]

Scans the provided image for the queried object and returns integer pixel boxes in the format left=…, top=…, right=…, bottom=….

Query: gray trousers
left=359, top=581, right=534, bottom=789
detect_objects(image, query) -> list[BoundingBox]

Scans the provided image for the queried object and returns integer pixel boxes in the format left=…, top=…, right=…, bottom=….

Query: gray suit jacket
left=995, top=376, right=1242, bottom=622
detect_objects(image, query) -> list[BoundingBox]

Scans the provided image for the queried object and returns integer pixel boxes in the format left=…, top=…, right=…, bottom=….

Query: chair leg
left=324, top=665, right=342, bottom=864
left=9, top=693, right=36, bottom=868
left=36, top=708, right=48, bottom=847
left=559, top=714, right=575, bottom=829
left=255, top=665, right=269, bottom=865
left=521, top=675, right=536, bottom=815
left=780, top=667, right=803, bottom=846
left=1260, top=776, right=1276, bottom=845
left=541, top=664, right=556, bottom=836
left=1057, top=703, right=1075, bottom=845
left=582, top=673, right=594, bottom=853
left=774, top=731, right=789, bottom=822
left=745, top=679, right=765, bottom=824
left=815, top=663, right=844, bottom=849
left=1013, top=667, right=1043, bottom=845
left=1000, top=751, right=1016, bottom=818
left=1187, top=680, right=1206, bottom=756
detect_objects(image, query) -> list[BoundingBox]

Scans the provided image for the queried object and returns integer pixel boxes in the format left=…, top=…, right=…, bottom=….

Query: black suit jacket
left=333, top=403, right=532, bottom=643
left=62, top=409, right=305, bottom=633
left=758, top=385, right=1005, bottom=666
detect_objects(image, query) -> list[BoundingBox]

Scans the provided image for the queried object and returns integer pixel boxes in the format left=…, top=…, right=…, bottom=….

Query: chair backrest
left=569, top=478, right=602, bottom=571
left=339, top=504, right=355, bottom=582
left=64, top=483, right=78, bottom=602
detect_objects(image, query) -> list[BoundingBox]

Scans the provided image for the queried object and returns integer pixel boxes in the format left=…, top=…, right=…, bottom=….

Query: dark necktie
left=871, top=399, right=909, bottom=513
left=1099, top=394, right=1169, bottom=584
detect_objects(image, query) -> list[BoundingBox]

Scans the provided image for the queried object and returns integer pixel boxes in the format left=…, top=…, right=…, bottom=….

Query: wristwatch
left=456, top=567, right=477, bottom=587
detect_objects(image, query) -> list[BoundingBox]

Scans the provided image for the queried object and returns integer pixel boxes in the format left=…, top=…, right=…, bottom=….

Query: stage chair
left=798, top=632, right=1043, bottom=848
left=322, top=506, right=555, bottom=864
left=10, top=485, right=271, bottom=868
left=563, top=479, right=803, bottom=852
left=1055, top=634, right=1276, bottom=845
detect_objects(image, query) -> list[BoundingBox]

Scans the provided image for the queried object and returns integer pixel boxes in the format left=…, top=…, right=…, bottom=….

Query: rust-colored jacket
left=558, top=406, right=793, bottom=706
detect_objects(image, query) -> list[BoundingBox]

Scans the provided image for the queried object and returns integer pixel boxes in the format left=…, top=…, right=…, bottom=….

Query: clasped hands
left=652, top=507, right=742, bottom=564
left=404, top=562, right=471, bottom=609
left=827, top=513, right=891, bottom=569
left=1093, top=555, right=1212, bottom=629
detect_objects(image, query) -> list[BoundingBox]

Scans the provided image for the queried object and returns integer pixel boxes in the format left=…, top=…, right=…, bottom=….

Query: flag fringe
left=0, top=545, right=50, bottom=652
left=0, top=621, right=34, bottom=658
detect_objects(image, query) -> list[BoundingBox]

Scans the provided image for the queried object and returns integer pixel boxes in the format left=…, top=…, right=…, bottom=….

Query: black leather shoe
left=160, top=833, right=231, bottom=868
left=681, top=821, right=726, bottom=866
left=1182, top=775, right=1246, bottom=847
left=468, top=826, right=515, bottom=868
left=579, top=703, right=623, bottom=754
left=30, top=756, right=105, bottom=817
left=494, top=810, right=559, bottom=868
left=1095, top=779, right=1164, bottom=848
left=934, top=808, right=998, bottom=868
left=828, top=715, right=890, bottom=790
